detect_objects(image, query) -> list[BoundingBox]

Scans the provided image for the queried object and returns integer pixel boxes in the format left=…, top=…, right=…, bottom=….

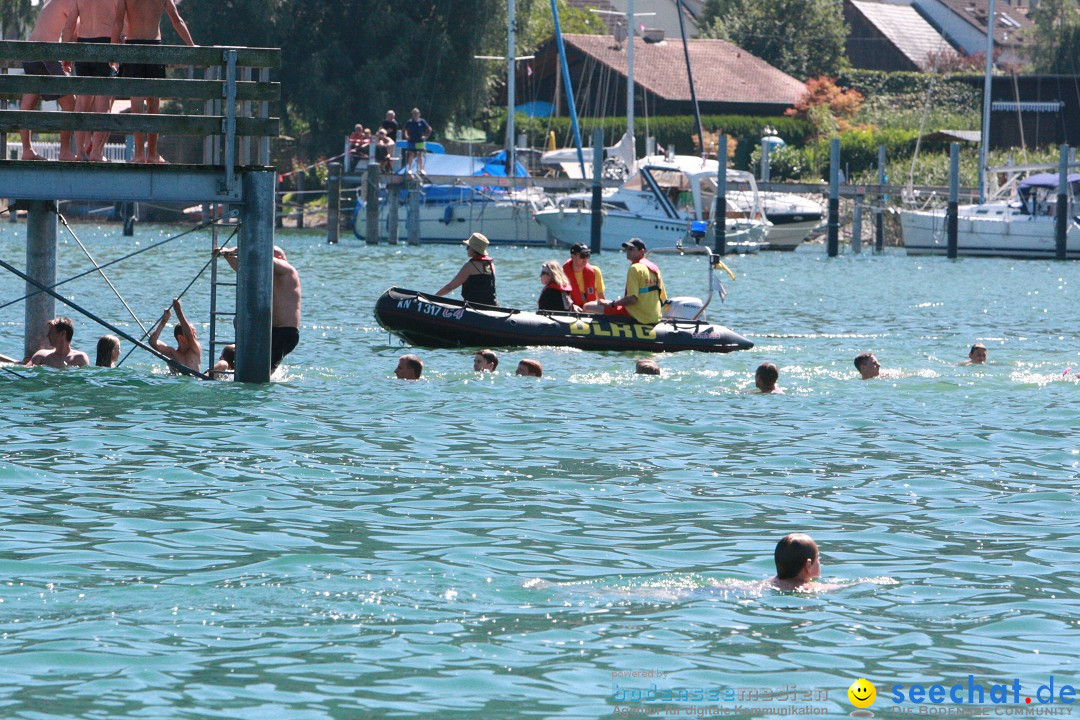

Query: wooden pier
left=0, top=40, right=279, bottom=382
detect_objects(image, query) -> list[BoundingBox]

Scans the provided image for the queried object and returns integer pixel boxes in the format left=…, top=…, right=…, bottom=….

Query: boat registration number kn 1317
left=568, top=319, right=657, bottom=340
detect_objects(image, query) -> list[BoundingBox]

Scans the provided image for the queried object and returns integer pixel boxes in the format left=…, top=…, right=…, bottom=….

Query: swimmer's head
left=273, top=246, right=286, bottom=261
left=968, top=343, right=987, bottom=364
left=774, top=533, right=820, bottom=581
left=755, top=362, right=778, bottom=391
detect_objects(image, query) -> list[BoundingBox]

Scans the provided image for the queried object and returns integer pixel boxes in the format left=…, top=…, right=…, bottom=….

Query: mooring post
left=852, top=190, right=863, bottom=254
left=235, top=171, right=275, bottom=384
left=387, top=176, right=400, bottom=245
left=590, top=127, right=603, bottom=254
left=24, top=201, right=57, bottom=360
left=365, top=153, right=380, bottom=245
left=714, top=134, right=727, bottom=255
left=1056, top=144, right=1069, bottom=261
left=947, top=143, right=959, bottom=259
left=296, top=171, right=305, bottom=229
left=326, top=161, right=341, bottom=245
left=407, top=178, right=420, bottom=245
left=827, top=138, right=840, bottom=257
left=875, top=144, right=886, bottom=253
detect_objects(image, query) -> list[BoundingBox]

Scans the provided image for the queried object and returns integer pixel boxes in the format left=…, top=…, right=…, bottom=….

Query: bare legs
left=19, top=94, right=76, bottom=161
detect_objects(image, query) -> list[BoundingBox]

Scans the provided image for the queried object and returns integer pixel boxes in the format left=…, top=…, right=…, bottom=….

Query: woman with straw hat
left=435, top=232, right=497, bottom=306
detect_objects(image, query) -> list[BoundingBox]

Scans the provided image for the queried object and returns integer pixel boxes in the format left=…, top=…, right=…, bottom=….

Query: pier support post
left=235, top=171, right=275, bottom=384
left=590, top=128, right=603, bottom=254
left=387, top=177, right=399, bottom=245
left=365, top=155, right=380, bottom=245
left=875, top=144, right=885, bottom=253
left=827, top=138, right=840, bottom=257
left=851, top=190, right=863, bottom=254
left=24, top=200, right=56, bottom=360
left=1056, top=144, right=1069, bottom=261
left=714, top=135, right=727, bottom=255
left=947, top=143, right=959, bottom=259
left=296, top=171, right=305, bottom=229
left=407, top=179, right=420, bottom=245
left=326, top=162, right=341, bottom=245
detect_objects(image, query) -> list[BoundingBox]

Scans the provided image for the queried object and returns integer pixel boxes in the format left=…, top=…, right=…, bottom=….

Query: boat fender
left=441, top=205, right=454, bottom=225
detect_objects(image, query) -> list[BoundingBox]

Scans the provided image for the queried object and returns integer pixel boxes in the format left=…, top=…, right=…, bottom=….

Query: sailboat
left=897, top=0, right=1079, bottom=258
left=533, top=0, right=768, bottom=253
left=352, top=0, right=553, bottom=246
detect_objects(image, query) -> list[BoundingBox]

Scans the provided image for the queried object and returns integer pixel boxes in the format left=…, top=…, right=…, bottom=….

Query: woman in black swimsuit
left=435, top=232, right=497, bottom=306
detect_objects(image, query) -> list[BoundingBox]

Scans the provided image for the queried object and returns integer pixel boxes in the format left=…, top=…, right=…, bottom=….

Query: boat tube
left=375, top=288, right=754, bottom=353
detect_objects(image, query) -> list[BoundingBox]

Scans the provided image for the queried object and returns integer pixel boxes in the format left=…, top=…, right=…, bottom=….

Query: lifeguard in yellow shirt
left=594, top=238, right=667, bottom=325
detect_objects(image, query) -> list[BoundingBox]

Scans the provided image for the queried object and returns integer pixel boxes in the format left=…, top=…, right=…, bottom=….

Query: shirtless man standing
left=27, top=317, right=90, bottom=368
left=62, top=0, right=120, bottom=161
left=20, top=0, right=78, bottom=161
left=216, top=245, right=302, bottom=372
left=112, top=0, right=194, bottom=163
left=148, top=297, right=202, bottom=372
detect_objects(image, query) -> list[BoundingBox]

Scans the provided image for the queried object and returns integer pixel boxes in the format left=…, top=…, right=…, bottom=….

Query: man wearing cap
left=563, top=243, right=605, bottom=311
left=436, top=232, right=497, bottom=305
left=596, top=238, right=667, bottom=325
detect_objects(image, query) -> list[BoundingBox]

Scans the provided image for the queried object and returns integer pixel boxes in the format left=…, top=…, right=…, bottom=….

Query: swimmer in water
left=961, top=342, right=987, bottom=366
left=770, top=533, right=826, bottom=591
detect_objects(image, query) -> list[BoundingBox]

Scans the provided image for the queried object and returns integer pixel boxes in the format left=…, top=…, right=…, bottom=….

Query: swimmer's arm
left=148, top=308, right=172, bottom=353
left=214, top=246, right=239, bottom=272
left=72, top=351, right=89, bottom=367
left=172, top=298, right=195, bottom=345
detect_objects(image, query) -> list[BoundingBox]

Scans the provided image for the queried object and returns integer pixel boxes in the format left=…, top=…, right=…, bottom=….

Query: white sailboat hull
left=354, top=197, right=552, bottom=246
left=900, top=206, right=1080, bottom=259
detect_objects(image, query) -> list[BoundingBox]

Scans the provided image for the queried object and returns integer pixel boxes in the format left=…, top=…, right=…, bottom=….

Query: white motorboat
left=727, top=191, right=823, bottom=251
left=352, top=152, right=555, bottom=246
left=900, top=169, right=1080, bottom=258
left=532, top=153, right=769, bottom=253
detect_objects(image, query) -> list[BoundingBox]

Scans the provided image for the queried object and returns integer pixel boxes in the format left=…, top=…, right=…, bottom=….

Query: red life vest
left=563, top=259, right=597, bottom=306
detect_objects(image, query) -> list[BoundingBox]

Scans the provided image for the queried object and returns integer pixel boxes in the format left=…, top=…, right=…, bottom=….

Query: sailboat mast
left=627, top=0, right=634, bottom=144
left=675, top=0, right=703, bottom=159
left=508, top=0, right=516, bottom=176
left=978, top=0, right=995, bottom=202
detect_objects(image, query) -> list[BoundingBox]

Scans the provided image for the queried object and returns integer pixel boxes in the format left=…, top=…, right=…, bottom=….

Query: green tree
left=517, top=0, right=608, bottom=52
left=0, top=0, right=39, bottom=39
left=1029, top=0, right=1080, bottom=73
left=181, top=0, right=504, bottom=156
left=701, top=0, right=848, bottom=80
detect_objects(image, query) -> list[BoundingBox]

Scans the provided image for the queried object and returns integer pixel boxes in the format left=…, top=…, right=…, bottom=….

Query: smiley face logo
left=848, top=678, right=876, bottom=709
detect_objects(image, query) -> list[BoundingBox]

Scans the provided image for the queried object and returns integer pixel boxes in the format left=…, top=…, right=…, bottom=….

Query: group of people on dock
left=435, top=232, right=668, bottom=326
left=347, top=107, right=432, bottom=174
left=3, top=244, right=301, bottom=379
left=19, top=0, right=195, bottom=164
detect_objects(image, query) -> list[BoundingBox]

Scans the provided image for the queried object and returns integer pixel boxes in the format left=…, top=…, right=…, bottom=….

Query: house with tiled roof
left=525, top=34, right=805, bottom=118
left=912, top=0, right=1036, bottom=67
left=844, top=0, right=959, bottom=71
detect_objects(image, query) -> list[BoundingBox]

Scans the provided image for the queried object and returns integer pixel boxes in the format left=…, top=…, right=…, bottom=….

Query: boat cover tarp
left=1018, top=172, right=1080, bottom=190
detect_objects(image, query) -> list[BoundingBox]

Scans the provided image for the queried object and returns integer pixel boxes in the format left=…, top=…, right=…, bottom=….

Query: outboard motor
left=663, top=296, right=706, bottom=322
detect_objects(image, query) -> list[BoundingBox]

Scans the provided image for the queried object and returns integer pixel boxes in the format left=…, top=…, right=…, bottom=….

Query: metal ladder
left=208, top=204, right=236, bottom=377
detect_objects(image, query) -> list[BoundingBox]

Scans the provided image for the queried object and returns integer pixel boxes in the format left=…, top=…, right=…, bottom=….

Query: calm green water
left=1, top=224, right=1079, bottom=719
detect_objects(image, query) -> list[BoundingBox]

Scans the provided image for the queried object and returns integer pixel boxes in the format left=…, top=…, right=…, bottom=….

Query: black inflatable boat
left=374, top=287, right=753, bottom=353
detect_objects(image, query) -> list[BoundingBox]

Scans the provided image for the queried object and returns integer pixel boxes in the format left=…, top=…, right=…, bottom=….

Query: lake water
left=1, top=223, right=1079, bottom=719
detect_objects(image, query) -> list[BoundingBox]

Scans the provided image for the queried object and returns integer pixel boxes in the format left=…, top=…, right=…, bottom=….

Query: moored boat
left=374, top=288, right=753, bottom=353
